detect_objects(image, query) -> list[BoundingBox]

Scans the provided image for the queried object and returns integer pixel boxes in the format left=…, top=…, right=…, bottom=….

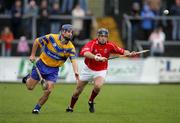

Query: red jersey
left=80, top=39, right=124, bottom=71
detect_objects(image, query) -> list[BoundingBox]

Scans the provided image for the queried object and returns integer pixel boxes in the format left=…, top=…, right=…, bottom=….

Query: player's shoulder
left=87, top=38, right=98, bottom=44
left=107, top=40, right=116, bottom=46
left=48, top=33, right=59, bottom=38
left=91, top=38, right=98, bottom=42
left=68, top=41, right=75, bottom=48
left=36, top=33, right=54, bottom=40
left=106, top=41, right=122, bottom=49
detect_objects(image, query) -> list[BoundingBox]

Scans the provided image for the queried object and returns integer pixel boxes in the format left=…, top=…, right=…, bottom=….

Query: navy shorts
left=31, top=59, right=59, bottom=83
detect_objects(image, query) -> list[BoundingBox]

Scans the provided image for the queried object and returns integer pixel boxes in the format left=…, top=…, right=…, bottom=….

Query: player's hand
left=29, top=55, right=36, bottom=62
left=95, top=55, right=107, bottom=62
left=99, top=57, right=107, bottom=62
left=129, top=51, right=137, bottom=57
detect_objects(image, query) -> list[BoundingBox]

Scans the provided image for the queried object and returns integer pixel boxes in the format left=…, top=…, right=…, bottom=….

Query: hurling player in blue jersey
left=22, top=24, right=79, bottom=114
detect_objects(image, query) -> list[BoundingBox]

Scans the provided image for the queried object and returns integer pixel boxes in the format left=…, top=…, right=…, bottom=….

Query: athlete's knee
left=26, top=78, right=37, bottom=90
left=73, top=89, right=82, bottom=97
left=26, top=84, right=35, bottom=90
left=27, top=87, right=34, bottom=90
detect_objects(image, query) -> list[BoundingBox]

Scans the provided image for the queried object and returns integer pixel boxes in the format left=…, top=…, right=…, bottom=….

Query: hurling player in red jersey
left=66, top=28, right=137, bottom=113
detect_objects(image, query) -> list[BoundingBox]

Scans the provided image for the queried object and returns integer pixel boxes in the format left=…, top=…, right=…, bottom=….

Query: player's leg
left=26, top=77, right=39, bottom=90
left=22, top=67, right=40, bottom=90
left=66, top=80, right=88, bottom=112
left=90, top=76, right=104, bottom=101
left=22, top=60, right=44, bottom=90
left=31, top=65, right=59, bottom=114
left=88, top=76, right=104, bottom=113
left=32, top=81, right=54, bottom=114
left=88, top=70, right=106, bottom=113
left=66, top=65, right=92, bottom=112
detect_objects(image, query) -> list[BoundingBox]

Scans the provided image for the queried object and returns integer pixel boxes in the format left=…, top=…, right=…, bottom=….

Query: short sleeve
left=35, top=35, right=49, bottom=48
left=80, top=40, right=94, bottom=56
left=68, top=44, right=77, bottom=62
left=109, top=42, right=124, bottom=55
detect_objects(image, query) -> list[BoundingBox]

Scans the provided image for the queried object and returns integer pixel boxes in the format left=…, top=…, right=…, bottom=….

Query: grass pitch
left=0, top=83, right=180, bottom=123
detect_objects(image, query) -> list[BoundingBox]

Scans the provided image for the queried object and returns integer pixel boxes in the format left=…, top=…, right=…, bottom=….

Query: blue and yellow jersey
left=35, top=34, right=76, bottom=67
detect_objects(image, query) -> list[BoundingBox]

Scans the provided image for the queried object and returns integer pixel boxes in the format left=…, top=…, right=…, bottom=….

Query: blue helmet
left=60, top=24, right=73, bottom=42
left=61, top=24, right=73, bottom=32
left=97, top=28, right=109, bottom=37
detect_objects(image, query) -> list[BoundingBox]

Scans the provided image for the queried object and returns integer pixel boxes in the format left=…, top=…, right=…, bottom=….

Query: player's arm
left=84, top=51, right=96, bottom=59
left=124, top=50, right=131, bottom=55
left=71, top=60, right=79, bottom=81
left=124, top=50, right=137, bottom=57
left=29, top=39, right=39, bottom=62
left=80, top=41, right=107, bottom=61
left=83, top=51, right=107, bottom=62
left=69, top=46, right=79, bottom=81
left=110, top=43, right=136, bottom=57
left=29, top=35, right=49, bottom=62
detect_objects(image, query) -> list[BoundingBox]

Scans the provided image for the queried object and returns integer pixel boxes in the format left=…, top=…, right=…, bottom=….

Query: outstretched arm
left=124, top=50, right=137, bottom=57
left=124, top=50, right=130, bottom=55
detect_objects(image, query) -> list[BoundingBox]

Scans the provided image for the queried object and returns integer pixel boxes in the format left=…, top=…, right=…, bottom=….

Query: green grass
left=0, top=83, right=180, bottom=123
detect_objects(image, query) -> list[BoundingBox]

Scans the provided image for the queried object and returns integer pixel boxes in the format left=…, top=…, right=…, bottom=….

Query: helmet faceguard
left=61, top=24, right=73, bottom=32
left=60, top=24, right=73, bottom=42
left=97, top=28, right=109, bottom=37
left=97, top=28, right=109, bottom=45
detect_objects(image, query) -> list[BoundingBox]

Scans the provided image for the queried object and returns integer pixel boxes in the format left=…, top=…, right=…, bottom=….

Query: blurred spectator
left=79, top=0, right=88, bottom=12
left=11, top=0, right=23, bottom=39
left=131, top=2, right=141, bottom=41
left=24, top=0, right=39, bottom=38
left=0, top=0, right=5, bottom=14
left=17, top=36, right=29, bottom=56
left=61, top=0, right=74, bottom=14
left=170, top=0, right=180, bottom=40
left=39, top=9, right=50, bottom=36
left=140, top=3, right=156, bottom=40
left=149, top=26, right=165, bottom=56
left=24, top=0, right=38, bottom=17
left=50, top=2, right=61, bottom=33
left=85, top=10, right=96, bottom=39
left=148, top=0, right=162, bottom=13
left=0, top=26, right=14, bottom=56
left=148, top=0, right=163, bottom=27
left=72, top=4, right=85, bottom=39
left=48, top=0, right=60, bottom=6
left=38, top=0, right=50, bottom=36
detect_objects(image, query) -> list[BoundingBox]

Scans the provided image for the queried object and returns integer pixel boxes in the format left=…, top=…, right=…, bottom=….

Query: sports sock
left=70, top=96, right=78, bottom=109
left=89, top=89, right=98, bottom=103
left=34, top=104, right=41, bottom=110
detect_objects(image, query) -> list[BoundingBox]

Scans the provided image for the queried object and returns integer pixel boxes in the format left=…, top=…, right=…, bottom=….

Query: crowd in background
left=0, top=0, right=94, bottom=56
left=0, top=0, right=91, bottom=38
left=130, top=0, right=180, bottom=56
left=0, top=0, right=180, bottom=57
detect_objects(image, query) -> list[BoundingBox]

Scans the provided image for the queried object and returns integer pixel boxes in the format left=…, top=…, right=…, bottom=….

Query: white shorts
left=80, top=64, right=107, bottom=82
